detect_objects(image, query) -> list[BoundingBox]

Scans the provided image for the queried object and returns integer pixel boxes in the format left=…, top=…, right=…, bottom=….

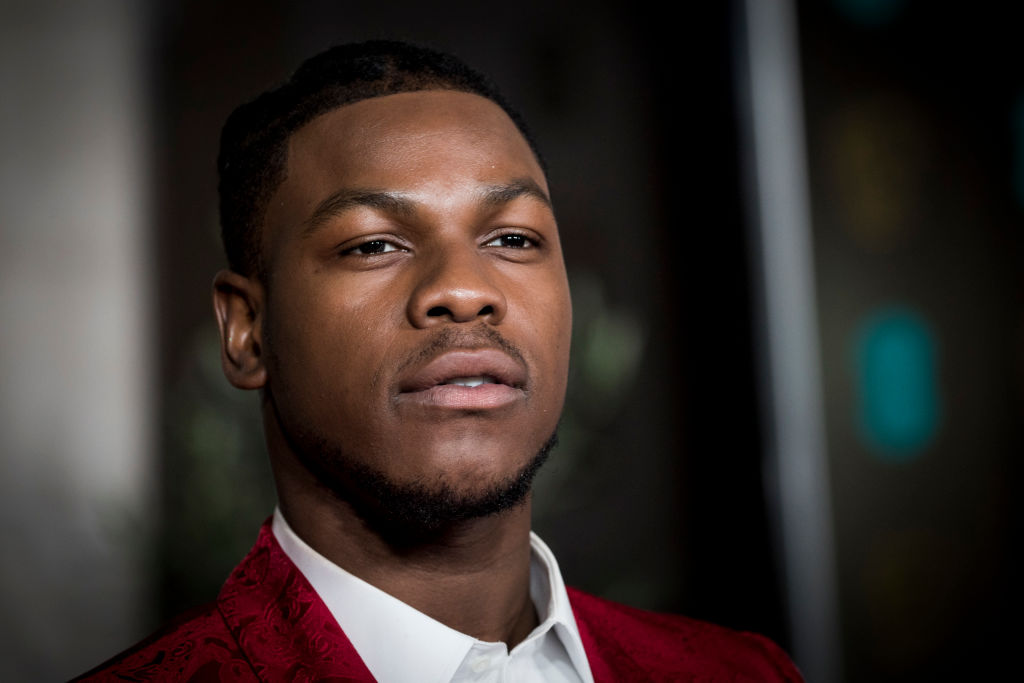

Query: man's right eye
left=347, top=240, right=398, bottom=255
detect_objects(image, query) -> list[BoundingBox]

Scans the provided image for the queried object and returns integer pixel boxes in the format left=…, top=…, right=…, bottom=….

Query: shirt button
left=471, top=657, right=490, bottom=673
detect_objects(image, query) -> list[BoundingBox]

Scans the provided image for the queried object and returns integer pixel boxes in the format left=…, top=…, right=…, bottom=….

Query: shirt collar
left=272, top=507, right=592, bottom=683
left=527, top=528, right=593, bottom=680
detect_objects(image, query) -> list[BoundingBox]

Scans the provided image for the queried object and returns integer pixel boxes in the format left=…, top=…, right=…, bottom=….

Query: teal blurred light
left=833, top=0, right=907, bottom=26
left=855, top=309, right=941, bottom=461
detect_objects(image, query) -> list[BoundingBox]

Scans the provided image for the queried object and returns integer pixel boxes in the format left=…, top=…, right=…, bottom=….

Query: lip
left=396, top=348, right=527, bottom=410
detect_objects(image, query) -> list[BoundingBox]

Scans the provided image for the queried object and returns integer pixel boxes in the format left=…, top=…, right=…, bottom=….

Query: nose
left=407, top=247, right=507, bottom=328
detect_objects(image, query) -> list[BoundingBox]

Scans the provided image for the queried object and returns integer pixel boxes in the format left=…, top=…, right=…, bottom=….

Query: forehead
left=279, top=90, right=546, bottom=205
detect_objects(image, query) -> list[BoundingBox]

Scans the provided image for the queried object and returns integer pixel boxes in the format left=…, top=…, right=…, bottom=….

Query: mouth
left=396, top=349, right=526, bottom=411
left=440, top=375, right=498, bottom=388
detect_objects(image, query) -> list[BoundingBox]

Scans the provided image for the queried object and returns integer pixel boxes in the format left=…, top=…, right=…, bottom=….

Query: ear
left=212, top=270, right=267, bottom=390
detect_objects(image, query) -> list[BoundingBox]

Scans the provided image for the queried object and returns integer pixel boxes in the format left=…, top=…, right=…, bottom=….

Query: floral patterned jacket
left=76, top=521, right=803, bottom=682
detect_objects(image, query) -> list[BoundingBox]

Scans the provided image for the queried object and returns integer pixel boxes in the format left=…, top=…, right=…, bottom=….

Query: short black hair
left=217, top=39, right=542, bottom=277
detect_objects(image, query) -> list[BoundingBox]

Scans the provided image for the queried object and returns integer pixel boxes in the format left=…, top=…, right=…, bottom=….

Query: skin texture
left=212, top=90, right=572, bottom=646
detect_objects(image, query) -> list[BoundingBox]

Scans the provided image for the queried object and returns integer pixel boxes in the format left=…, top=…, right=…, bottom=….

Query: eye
left=484, top=233, right=535, bottom=249
left=346, top=239, right=401, bottom=255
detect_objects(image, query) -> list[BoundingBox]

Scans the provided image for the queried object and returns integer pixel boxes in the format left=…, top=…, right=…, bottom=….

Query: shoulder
left=72, top=602, right=256, bottom=682
left=567, top=587, right=804, bottom=682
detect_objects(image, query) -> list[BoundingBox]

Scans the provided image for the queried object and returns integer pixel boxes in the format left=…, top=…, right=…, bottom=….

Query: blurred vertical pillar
left=0, top=1, right=153, bottom=680
left=735, top=0, right=842, bottom=681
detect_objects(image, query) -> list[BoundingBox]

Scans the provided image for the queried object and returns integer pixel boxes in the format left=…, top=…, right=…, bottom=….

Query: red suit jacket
left=77, top=522, right=803, bottom=682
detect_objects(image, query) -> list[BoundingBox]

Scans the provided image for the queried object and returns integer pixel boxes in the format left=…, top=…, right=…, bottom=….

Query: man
left=78, top=41, right=802, bottom=681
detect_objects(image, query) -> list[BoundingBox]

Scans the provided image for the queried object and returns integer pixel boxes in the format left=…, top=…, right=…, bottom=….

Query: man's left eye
left=348, top=240, right=399, bottom=255
left=485, top=234, right=534, bottom=249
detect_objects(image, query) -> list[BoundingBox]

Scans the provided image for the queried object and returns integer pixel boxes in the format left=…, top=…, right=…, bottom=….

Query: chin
left=299, top=426, right=558, bottom=539
left=396, top=435, right=538, bottom=488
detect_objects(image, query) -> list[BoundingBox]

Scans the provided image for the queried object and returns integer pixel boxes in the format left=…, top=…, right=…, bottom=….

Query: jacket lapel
left=217, top=521, right=377, bottom=682
left=568, top=587, right=648, bottom=682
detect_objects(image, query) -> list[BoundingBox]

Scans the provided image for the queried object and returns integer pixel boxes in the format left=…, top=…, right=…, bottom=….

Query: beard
left=277, top=407, right=558, bottom=542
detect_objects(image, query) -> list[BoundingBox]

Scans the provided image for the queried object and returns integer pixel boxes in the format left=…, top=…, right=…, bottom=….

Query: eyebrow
left=303, top=190, right=416, bottom=236
left=479, top=178, right=552, bottom=210
left=302, top=177, right=553, bottom=237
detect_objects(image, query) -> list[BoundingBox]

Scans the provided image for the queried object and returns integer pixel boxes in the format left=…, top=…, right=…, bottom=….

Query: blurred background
left=1, top=0, right=1020, bottom=680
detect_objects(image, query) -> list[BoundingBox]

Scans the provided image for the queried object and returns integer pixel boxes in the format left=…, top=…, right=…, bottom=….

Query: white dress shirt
left=272, top=509, right=595, bottom=683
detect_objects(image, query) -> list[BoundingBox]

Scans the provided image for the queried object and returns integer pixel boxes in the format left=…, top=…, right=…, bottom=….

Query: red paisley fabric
left=569, top=588, right=803, bottom=682
left=76, top=521, right=803, bottom=682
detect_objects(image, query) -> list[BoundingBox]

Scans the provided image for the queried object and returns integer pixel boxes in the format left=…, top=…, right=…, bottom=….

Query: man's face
left=258, top=90, right=571, bottom=521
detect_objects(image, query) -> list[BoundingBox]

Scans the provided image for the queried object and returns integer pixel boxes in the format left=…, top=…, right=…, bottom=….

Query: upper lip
left=398, top=348, right=527, bottom=393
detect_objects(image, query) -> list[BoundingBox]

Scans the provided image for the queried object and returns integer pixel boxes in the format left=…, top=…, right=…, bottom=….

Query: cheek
left=530, top=271, right=572, bottom=345
left=266, top=285, right=393, bottom=408
left=511, top=274, right=572, bottom=399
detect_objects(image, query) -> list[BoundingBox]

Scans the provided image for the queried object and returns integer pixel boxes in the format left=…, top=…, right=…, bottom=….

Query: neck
left=272, top=449, right=539, bottom=646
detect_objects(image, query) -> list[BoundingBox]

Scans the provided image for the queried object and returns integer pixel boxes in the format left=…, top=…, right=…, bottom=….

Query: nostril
left=478, top=305, right=494, bottom=316
left=427, top=306, right=449, bottom=317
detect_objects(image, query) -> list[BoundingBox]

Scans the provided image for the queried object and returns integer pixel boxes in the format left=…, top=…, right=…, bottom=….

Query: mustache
left=395, top=324, right=527, bottom=377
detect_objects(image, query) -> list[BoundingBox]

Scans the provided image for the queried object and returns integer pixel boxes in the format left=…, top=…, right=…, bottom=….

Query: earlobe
left=212, top=270, right=267, bottom=390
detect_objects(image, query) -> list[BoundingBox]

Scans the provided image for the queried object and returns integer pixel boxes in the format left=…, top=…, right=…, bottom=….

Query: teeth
left=444, top=376, right=495, bottom=388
